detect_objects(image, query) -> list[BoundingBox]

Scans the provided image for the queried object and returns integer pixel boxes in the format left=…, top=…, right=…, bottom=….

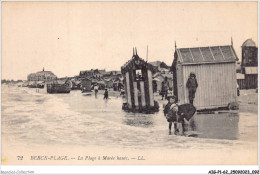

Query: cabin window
left=135, top=69, right=143, bottom=81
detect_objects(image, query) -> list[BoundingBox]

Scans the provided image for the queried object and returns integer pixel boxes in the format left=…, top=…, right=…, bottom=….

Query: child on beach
left=164, top=96, right=179, bottom=135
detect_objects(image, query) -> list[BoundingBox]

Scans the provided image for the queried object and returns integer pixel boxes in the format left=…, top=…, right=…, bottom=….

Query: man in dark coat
left=104, top=88, right=109, bottom=100
left=186, top=72, right=198, bottom=105
left=161, top=77, right=170, bottom=100
left=152, top=80, right=157, bottom=93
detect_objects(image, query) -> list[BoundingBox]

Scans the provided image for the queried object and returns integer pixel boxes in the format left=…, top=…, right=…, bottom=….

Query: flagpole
left=146, top=45, right=148, bottom=62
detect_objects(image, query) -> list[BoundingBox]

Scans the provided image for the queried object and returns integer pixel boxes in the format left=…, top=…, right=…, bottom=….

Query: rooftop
left=149, top=61, right=161, bottom=67
left=121, top=53, right=153, bottom=73
left=175, top=45, right=238, bottom=64
left=242, top=39, right=256, bottom=47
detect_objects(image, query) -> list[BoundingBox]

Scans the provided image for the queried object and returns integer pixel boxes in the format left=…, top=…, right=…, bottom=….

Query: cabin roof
left=54, top=80, right=68, bottom=84
left=98, top=69, right=106, bottom=74
left=149, top=61, right=161, bottom=67
left=149, top=61, right=170, bottom=69
left=121, top=54, right=153, bottom=74
left=36, top=71, right=56, bottom=76
left=153, top=72, right=173, bottom=79
left=176, top=45, right=238, bottom=65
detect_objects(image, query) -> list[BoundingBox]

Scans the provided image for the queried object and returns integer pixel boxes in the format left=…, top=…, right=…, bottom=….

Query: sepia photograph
left=1, top=1, right=259, bottom=173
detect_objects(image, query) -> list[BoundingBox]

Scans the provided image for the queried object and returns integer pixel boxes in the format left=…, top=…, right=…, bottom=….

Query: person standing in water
left=161, top=77, right=170, bottom=100
left=94, top=84, right=99, bottom=97
left=164, top=96, right=178, bottom=135
left=104, top=89, right=109, bottom=100
left=186, top=72, right=198, bottom=105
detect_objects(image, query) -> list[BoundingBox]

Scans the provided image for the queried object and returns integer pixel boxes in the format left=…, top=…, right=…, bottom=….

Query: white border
left=0, top=0, right=259, bottom=174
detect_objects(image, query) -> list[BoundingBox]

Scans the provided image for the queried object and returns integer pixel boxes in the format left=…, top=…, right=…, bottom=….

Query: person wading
left=186, top=72, right=198, bottom=105
left=94, top=84, right=99, bottom=97
left=104, top=88, right=109, bottom=100
left=164, top=96, right=179, bottom=135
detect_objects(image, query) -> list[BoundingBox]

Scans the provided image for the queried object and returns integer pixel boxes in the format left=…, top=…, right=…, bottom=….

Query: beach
left=1, top=85, right=258, bottom=165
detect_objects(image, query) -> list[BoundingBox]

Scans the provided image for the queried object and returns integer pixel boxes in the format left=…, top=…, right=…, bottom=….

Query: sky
left=2, top=1, right=258, bottom=80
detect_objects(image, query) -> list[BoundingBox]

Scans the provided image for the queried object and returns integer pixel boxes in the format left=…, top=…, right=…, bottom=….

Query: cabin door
left=132, top=69, right=147, bottom=109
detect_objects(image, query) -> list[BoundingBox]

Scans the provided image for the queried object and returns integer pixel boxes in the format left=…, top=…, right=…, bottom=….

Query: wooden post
left=129, top=70, right=135, bottom=109
left=147, top=70, right=154, bottom=106
left=143, top=68, right=150, bottom=107
left=133, top=82, right=139, bottom=109
left=140, top=81, right=146, bottom=107
left=124, top=74, right=128, bottom=103
left=146, top=45, right=148, bottom=62
left=125, top=72, right=132, bottom=108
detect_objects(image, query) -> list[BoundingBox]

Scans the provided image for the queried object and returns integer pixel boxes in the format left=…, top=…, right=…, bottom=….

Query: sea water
left=1, top=85, right=258, bottom=150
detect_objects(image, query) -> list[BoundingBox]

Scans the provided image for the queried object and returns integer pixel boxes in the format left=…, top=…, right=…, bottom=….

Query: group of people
left=95, top=72, right=198, bottom=135
left=163, top=72, right=198, bottom=135
left=93, top=84, right=109, bottom=100
left=161, top=73, right=198, bottom=104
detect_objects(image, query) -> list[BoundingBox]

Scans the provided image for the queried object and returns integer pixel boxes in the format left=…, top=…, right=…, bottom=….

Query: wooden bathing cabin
left=121, top=48, right=159, bottom=113
left=47, top=79, right=71, bottom=93
left=80, top=78, right=92, bottom=93
left=71, top=80, right=81, bottom=90
left=172, top=41, right=238, bottom=111
left=104, top=78, right=113, bottom=89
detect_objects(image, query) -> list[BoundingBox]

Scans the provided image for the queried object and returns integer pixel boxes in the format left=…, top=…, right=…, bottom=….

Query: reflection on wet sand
left=123, top=113, right=154, bottom=128
left=190, top=113, right=239, bottom=140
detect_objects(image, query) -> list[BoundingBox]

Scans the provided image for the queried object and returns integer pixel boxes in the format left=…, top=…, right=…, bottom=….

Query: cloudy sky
left=2, top=1, right=258, bottom=80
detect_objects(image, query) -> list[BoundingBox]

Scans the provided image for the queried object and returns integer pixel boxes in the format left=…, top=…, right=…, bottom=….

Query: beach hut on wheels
left=121, top=48, right=159, bottom=113
left=80, top=78, right=92, bottom=93
left=172, top=41, right=239, bottom=111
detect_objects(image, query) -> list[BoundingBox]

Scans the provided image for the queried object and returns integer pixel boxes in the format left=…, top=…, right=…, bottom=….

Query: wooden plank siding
left=125, top=72, right=132, bottom=108
left=121, top=52, right=159, bottom=113
left=133, top=82, right=139, bottom=109
left=237, top=74, right=258, bottom=89
left=177, top=62, right=237, bottom=110
left=140, top=81, right=146, bottom=107
left=176, top=64, right=184, bottom=103
left=147, top=70, right=154, bottom=106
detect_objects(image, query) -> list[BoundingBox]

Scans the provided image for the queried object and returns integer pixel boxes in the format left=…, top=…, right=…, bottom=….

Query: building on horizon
left=149, top=61, right=170, bottom=74
left=79, top=69, right=106, bottom=78
left=237, top=39, right=258, bottom=89
left=27, top=68, right=57, bottom=81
